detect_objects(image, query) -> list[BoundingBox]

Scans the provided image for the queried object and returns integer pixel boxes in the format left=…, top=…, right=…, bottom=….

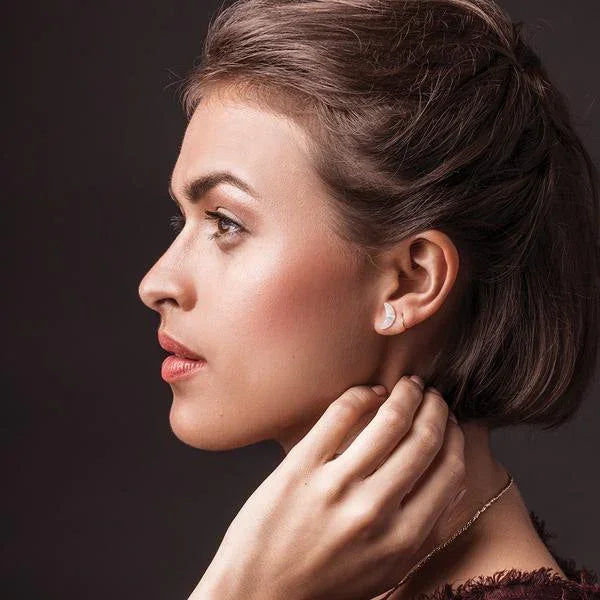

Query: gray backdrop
left=3, top=0, right=598, bottom=598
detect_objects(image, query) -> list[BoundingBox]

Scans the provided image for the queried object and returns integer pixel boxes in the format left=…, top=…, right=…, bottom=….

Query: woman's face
left=138, top=88, right=385, bottom=452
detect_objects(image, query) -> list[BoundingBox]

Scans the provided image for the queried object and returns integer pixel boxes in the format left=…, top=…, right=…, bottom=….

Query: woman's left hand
left=188, top=375, right=465, bottom=600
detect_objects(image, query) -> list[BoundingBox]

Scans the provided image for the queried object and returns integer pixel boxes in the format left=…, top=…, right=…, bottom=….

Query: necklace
left=380, top=472, right=515, bottom=600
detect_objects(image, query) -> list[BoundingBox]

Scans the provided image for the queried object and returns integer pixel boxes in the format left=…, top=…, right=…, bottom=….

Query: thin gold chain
left=381, top=473, right=515, bottom=600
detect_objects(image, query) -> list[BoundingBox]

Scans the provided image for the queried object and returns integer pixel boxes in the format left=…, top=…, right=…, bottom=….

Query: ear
left=374, top=230, right=460, bottom=335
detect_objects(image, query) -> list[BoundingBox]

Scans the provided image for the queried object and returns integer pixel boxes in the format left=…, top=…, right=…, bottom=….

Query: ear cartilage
left=381, top=302, right=396, bottom=329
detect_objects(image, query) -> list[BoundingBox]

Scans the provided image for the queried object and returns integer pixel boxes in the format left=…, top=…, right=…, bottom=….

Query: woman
left=138, top=0, right=600, bottom=598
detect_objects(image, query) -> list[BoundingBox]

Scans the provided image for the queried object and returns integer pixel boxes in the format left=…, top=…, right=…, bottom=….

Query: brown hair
left=179, top=0, right=600, bottom=430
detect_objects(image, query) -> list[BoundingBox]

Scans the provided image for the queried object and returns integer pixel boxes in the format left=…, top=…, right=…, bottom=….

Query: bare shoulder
left=389, top=505, right=568, bottom=599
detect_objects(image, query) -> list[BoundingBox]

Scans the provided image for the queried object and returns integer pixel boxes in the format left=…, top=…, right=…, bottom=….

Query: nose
left=138, top=250, right=195, bottom=314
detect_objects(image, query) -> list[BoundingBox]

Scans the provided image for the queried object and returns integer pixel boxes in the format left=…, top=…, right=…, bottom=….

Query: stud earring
left=380, top=302, right=408, bottom=331
left=381, top=302, right=396, bottom=329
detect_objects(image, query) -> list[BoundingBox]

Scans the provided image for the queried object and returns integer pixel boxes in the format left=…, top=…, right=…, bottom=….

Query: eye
left=204, top=210, right=245, bottom=241
left=168, top=210, right=245, bottom=241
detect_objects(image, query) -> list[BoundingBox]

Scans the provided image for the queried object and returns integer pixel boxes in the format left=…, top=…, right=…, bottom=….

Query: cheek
left=218, top=242, right=375, bottom=424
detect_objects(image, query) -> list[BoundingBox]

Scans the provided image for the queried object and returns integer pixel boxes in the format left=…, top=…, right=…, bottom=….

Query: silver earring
left=381, top=302, right=396, bottom=329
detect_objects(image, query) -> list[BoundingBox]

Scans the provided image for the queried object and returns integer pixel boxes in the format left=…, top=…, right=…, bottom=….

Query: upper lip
left=158, top=330, right=204, bottom=360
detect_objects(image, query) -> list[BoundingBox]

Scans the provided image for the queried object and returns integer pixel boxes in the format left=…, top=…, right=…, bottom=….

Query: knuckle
left=332, top=396, right=365, bottom=420
left=343, top=501, right=380, bottom=532
left=378, top=403, right=410, bottom=430
left=336, top=388, right=372, bottom=413
left=416, top=420, right=444, bottom=452
left=329, top=400, right=354, bottom=422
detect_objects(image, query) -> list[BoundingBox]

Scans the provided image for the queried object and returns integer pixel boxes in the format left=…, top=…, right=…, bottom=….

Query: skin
left=138, top=86, right=566, bottom=599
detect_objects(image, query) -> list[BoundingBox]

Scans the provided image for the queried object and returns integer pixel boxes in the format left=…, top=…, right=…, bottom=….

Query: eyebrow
left=168, top=170, right=260, bottom=206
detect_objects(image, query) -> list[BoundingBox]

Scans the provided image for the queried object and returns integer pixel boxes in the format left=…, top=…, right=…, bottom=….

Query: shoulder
left=416, top=510, right=600, bottom=600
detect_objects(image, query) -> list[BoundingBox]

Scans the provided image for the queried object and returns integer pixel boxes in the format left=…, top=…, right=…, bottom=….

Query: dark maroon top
left=411, top=511, right=600, bottom=599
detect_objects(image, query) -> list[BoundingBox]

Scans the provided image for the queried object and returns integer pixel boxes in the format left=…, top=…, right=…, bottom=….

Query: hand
left=190, top=376, right=465, bottom=600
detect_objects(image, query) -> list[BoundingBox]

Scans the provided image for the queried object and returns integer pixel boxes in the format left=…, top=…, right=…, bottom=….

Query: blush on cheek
left=226, top=245, right=371, bottom=404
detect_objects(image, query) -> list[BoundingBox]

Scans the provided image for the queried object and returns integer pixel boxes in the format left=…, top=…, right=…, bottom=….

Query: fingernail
left=448, top=412, right=458, bottom=424
left=428, top=386, right=442, bottom=396
left=371, top=384, right=387, bottom=397
left=446, top=488, right=467, bottom=522
left=409, top=375, right=424, bottom=390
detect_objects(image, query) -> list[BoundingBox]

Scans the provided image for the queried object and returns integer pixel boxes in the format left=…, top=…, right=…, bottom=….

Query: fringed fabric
left=413, top=510, right=600, bottom=599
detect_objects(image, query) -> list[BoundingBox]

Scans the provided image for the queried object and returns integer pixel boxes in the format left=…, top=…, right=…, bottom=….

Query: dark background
left=3, top=1, right=599, bottom=598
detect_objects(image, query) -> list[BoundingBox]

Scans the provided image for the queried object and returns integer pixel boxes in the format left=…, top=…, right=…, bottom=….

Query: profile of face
left=138, top=87, right=459, bottom=454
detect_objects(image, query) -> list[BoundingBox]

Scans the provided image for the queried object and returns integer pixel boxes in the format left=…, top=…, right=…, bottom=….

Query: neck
left=374, top=421, right=548, bottom=600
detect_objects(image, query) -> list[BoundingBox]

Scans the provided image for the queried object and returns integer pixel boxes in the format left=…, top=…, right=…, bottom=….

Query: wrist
left=188, top=564, right=257, bottom=600
left=187, top=582, right=226, bottom=600
left=188, top=577, right=233, bottom=600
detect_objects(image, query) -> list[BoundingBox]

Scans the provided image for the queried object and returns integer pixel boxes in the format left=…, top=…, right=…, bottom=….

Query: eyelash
left=169, top=210, right=245, bottom=241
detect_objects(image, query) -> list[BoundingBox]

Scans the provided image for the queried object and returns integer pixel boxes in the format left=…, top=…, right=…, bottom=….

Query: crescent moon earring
left=380, top=302, right=396, bottom=330
left=380, top=302, right=408, bottom=332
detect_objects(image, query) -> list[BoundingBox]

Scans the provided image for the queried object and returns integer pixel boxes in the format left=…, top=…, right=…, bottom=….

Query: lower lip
left=161, top=355, right=206, bottom=383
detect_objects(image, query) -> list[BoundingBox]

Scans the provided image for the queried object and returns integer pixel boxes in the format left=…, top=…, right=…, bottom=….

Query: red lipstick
left=158, top=330, right=206, bottom=383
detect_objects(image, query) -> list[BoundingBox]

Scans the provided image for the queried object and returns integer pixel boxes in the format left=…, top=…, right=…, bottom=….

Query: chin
left=168, top=402, right=262, bottom=451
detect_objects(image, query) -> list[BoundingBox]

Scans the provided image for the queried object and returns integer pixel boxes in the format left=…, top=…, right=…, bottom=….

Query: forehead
left=171, top=88, right=369, bottom=273
left=172, top=91, right=316, bottom=197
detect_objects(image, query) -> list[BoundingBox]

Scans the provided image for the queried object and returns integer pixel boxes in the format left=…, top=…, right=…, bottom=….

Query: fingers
left=360, top=387, right=451, bottom=508
left=329, top=376, right=425, bottom=481
left=289, top=384, right=389, bottom=466
left=383, top=413, right=466, bottom=554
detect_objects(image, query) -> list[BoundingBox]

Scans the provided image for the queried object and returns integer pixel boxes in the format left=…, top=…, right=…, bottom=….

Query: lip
left=157, top=330, right=204, bottom=360
left=161, top=355, right=206, bottom=383
left=157, top=330, right=206, bottom=383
